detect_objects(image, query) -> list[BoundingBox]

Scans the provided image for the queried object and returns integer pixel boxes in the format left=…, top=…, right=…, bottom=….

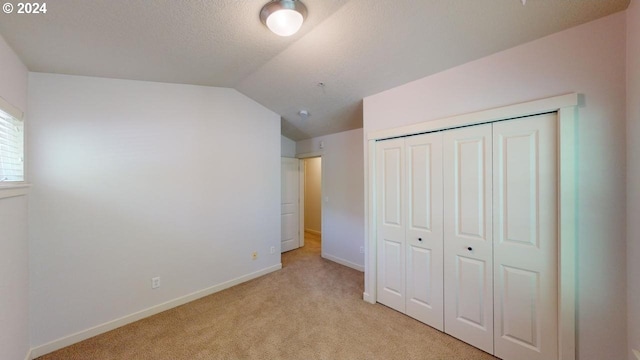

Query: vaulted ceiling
left=0, top=0, right=630, bottom=140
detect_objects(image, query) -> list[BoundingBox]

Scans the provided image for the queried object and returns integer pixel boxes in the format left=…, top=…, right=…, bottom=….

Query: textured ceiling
left=0, top=0, right=630, bottom=140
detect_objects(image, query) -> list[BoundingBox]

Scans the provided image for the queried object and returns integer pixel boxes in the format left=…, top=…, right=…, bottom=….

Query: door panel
left=444, top=124, right=493, bottom=354
left=376, top=138, right=406, bottom=312
left=493, top=113, right=558, bottom=360
left=405, top=133, right=444, bottom=330
left=281, top=157, right=300, bottom=253
left=499, top=265, right=539, bottom=348
left=456, top=256, right=489, bottom=328
left=456, top=140, right=486, bottom=239
left=382, top=239, right=403, bottom=296
left=383, top=147, right=403, bottom=226
left=407, top=245, right=432, bottom=304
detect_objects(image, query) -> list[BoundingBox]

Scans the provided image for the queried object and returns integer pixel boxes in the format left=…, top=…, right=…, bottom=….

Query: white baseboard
left=363, top=292, right=375, bottom=304
left=30, top=263, right=282, bottom=358
left=24, top=348, right=32, bottom=360
left=322, top=253, right=364, bottom=272
left=304, top=228, right=321, bottom=236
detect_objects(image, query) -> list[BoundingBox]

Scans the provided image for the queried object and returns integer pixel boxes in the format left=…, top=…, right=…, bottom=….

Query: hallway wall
left=304, top=157, right=321, bottom=234
left=297, top=129, right=364, bottom=271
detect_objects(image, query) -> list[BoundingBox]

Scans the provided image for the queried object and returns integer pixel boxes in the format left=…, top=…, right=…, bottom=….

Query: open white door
left=281, top=157, right=300, bottom=253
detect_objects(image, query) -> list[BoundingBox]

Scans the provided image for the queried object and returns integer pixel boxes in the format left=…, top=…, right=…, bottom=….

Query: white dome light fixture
left=260, top=0, right=308, bottom=37
left=298, top=109, right=310, bottom=120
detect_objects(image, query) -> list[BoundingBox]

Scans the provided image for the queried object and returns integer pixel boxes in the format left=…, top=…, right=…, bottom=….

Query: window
left=0, top=107, right=24, bottom=182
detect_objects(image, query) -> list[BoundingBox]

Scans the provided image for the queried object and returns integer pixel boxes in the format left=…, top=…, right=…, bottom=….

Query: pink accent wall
left=365, top=11, right=628, bottom=360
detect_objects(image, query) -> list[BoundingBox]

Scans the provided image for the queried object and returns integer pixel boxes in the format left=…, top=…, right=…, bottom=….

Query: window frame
left=0, top=95, right=29, bottom=199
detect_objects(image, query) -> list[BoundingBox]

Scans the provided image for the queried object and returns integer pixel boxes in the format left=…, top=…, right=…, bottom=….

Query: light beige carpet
left=37, top=233, right=498, bottom=360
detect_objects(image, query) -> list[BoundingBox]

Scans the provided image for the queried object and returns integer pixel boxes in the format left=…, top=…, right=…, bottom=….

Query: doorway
left=365, top=93, right=579, bottom=360
left=302, top=157, right=322, bottom=252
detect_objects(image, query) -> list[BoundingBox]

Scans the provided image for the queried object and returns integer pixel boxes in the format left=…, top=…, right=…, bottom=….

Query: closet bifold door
left=443, top=124, right=494, bottom=354
left=376, top=138, right=406, bottom=313
left=405, top=133, right=444, bottom=331
left=492, top=113, right=558, bottom=360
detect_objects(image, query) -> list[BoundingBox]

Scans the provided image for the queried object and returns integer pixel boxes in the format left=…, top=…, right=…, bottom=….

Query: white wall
left=364, top=12, right=627, bottom=360
left=281, top=135, right=296, bottom=157
left=627, top=1, right=640, bottom=359
left=297, top=129, right=364, bottom=271
left=27, top=73, right=281, bottom=350
left=304, top=157, right=321, bottom=234
left=0, top=34, right=30, bottom=360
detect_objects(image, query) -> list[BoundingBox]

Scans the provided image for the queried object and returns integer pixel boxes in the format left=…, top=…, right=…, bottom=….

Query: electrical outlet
left=360, top=246, right=364, bottom=254
left=151, top=277, right=160, bottom=289
left=270, top=246, right=275, bottom=254
left=252, top=251, right=258, bottom=260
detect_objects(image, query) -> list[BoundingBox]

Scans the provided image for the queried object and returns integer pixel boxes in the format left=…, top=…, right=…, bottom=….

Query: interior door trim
left=296, top=151, right=324, bottom=255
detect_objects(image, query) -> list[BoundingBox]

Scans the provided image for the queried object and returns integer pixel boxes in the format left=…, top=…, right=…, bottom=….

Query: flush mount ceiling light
left=260, top=0, right=308, bottom=37
left=298, top=109, right=310, bottom=120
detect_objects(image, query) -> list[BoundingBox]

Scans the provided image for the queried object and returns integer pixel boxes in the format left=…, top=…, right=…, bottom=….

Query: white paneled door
left=443, top=124, right=494, bottom=354
left=376, top=138, right=406, bottom=313
left=281, top=157, right=300, bottom=253
left=493, top=113, right=558, bottom=360
left=405, top=133, right=444, bottom=331
left=376, top=133, right=445, bottom=331
left=375, top=114, right=560, bottom=360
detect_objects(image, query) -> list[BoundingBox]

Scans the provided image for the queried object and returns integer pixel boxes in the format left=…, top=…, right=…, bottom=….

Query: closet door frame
left=364, top=93, right=578, bottom=360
